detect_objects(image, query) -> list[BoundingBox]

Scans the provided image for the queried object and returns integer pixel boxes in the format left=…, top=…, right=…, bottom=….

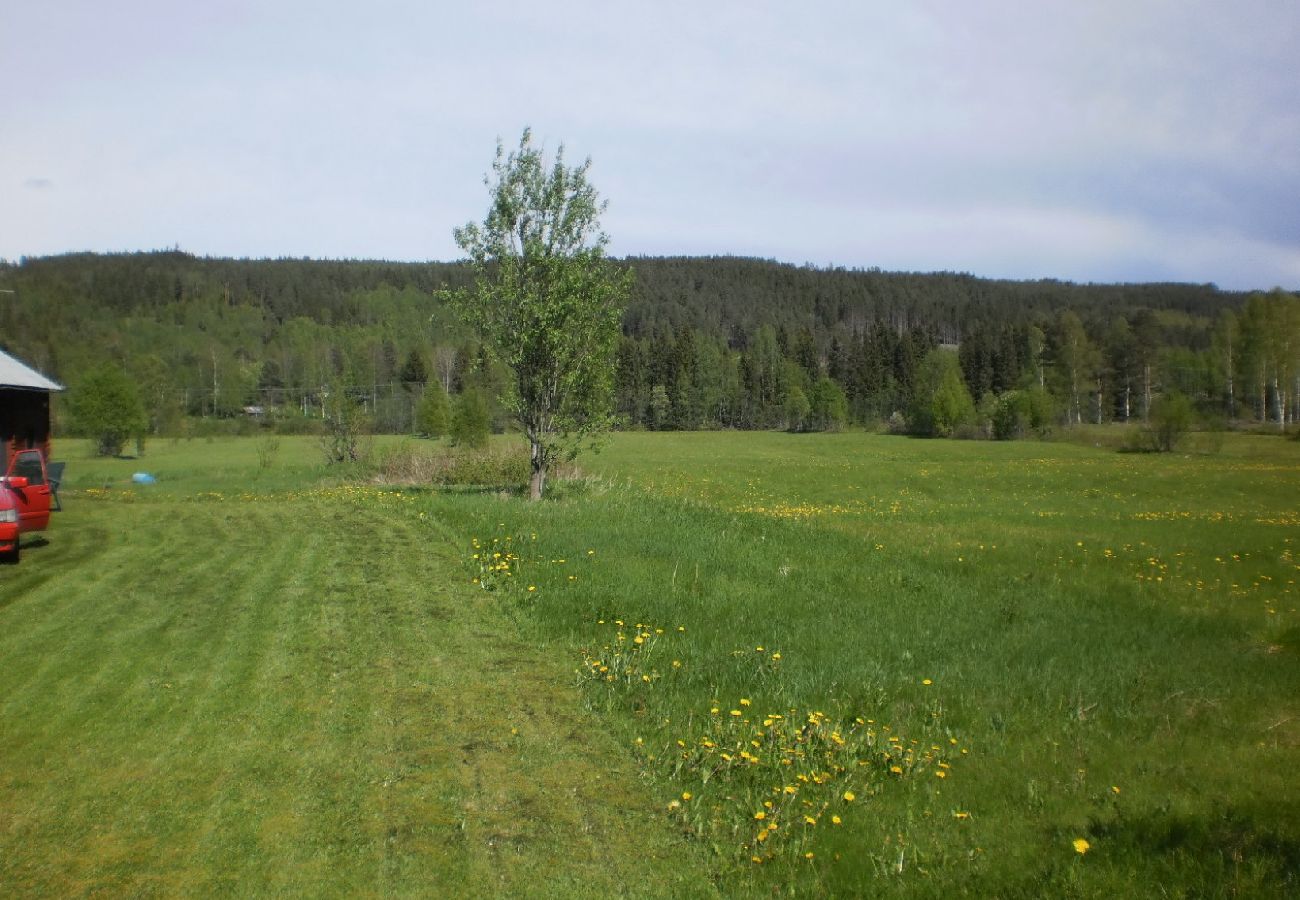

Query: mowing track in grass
left=0, top=490, right=712, bottom=897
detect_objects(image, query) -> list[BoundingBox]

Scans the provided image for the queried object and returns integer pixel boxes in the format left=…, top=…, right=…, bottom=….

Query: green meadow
left=2, top=431, right=1297, bottom=896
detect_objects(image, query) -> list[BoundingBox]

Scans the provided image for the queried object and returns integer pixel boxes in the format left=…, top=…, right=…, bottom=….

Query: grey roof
left=0, top=349, right=64, bottom=392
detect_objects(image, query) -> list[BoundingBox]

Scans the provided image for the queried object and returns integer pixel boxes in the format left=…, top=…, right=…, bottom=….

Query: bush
left=808, top=378, right=848, bottom=432
left=782, top=386, right=810, bottom=432
left=1147, top=391, right=1195, bottom=452
left=416, top=383, right=451, bottom=438
left=320, top=381, right=371, bottom=464
left=991, top=388, right=1055, bottom=440
left=68, top=364, right=149, bottom=456
left=450, top=389, right=491, bottom=449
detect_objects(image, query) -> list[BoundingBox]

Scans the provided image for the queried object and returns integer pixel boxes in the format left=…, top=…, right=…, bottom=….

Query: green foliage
left=450, top=388, right=491, bottom=449
left=808, top=377, right=848, bottom=432
left=415, top=382, right=451, bottom=437
left=319, top=380, right=369, bottom=464
left=782, top=385, right=810, bottom=432
left=1144, top=390, right=1196, bottom=452
left=990, top=387, right=1056, bottom=440
left=648, top=384, right=671, bottom=430
left=452, top=128, right=632, bottom=498
left=68, top=363, right=149, bottom=456
left=910, top=349, right=976, bottom=437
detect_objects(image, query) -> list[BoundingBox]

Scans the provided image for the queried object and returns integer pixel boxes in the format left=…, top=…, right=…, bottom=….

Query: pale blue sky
left=3, top=1, right=1297, bottom=289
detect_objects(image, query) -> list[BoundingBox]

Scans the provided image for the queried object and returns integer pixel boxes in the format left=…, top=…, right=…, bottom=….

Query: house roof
left=0, top=348, right=64, bottom=392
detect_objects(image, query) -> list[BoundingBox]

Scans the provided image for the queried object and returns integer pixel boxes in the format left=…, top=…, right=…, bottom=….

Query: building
left=0, top=348, right=64, bottom=470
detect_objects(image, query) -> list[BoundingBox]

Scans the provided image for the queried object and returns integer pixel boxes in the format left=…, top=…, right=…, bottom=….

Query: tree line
left=0, top=251, right=1296, bottom=440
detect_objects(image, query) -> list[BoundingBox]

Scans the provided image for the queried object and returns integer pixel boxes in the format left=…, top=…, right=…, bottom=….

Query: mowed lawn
left=3, top=430, right=1299, bottom=897
left=0, top=442, right=712, bottom=897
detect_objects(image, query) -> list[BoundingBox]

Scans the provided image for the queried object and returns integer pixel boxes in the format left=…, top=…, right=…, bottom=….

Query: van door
left=5, top=450, right=52, bottom=533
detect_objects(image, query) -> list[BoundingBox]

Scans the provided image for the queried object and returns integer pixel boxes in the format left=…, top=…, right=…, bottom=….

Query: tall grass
left=423, top=430, right=1300, bottom=895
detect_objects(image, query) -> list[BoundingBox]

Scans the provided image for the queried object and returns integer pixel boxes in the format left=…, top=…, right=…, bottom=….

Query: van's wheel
left=1, top=540, right=17, bottom=564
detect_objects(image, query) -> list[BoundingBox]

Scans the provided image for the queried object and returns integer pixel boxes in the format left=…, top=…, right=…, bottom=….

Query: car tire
left=1, top=540, right=17, bottom=564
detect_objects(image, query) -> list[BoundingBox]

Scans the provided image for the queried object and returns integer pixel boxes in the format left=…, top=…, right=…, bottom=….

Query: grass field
left=2, top=430, right=1298, bottom=896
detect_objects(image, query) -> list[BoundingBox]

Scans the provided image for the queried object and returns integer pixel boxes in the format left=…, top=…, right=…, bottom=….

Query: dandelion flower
left=754, top=811, right=767, bottom=820
left=922, top=679, right=933, bottom=685
left=682, top=792, right=692, bottom=801
left=843, top=791, right=856, bottom=802
left=831, top=815, right=842, bottom=825
left=527, top=585, right=536, bottom=592
left=1073, top=838, right=1090, bottom=855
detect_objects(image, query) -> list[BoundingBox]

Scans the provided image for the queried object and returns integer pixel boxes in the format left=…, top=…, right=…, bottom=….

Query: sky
left=2, top=1, right=1297, bottom=290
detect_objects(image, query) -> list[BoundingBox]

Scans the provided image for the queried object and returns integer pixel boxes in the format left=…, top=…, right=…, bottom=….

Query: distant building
left=0, top=349, right=64, bottom=469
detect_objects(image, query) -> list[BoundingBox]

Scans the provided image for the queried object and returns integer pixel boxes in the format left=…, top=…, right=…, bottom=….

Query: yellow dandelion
left=843, top=790, right=856, bottom=802
left=1073, top=838, right=1090, bottom=855
left=831, top=815, right=842, bottom=825
left=682, top=792, right=692, bottom=801
left=754, top=810, right=767, bottom=820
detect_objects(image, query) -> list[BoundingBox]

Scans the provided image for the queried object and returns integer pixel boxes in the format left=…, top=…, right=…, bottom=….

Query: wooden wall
left=0, top=389, right=52, bottom=471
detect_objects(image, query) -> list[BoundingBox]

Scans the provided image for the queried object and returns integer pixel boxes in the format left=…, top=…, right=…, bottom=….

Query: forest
left=0, top=251, right=1296, bottom=439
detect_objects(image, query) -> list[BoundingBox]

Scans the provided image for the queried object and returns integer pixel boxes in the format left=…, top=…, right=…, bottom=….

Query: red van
left=1, top=449, right=53, bottom=562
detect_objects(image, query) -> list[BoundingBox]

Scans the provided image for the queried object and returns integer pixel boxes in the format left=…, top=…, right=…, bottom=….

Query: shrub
left=416, top=383, right=451, bottom=437
left=808, top=378, right=848, bottom=432
left=450, top=389, right=491, bottom=449
left=1146, top=391, right=1196, bottom=452
left=320, top=381, right=371, bottom=464
left=68, top=364, right=149, bottom=456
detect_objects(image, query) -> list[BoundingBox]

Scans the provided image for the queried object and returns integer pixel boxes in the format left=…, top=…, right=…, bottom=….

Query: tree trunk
left=1142, top=364, right=1152, bottom=422
left=529, top=439, right=546, bottom=501
left=1225, top=346, right=1236, bottom=420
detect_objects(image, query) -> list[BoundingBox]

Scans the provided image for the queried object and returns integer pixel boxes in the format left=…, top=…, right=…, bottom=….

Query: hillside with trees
left=0, top=251, right=1295, bottom=440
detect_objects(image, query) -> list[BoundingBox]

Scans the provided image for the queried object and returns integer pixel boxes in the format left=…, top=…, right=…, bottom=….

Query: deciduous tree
left=452, top=129, right=631, bottom=499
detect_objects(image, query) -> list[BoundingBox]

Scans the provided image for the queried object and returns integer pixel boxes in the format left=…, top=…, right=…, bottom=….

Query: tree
left=808, top=377, right=848, bottom=431
left=452, top=129, right=631, bottom=499
left=910, top=349, right=976, bottom=437
left=782, top=385, right=810, bottom=432
left=1143, top=390, right=1195, bottom=452
left=69, top=364, right=149, bottom=456
left=319, top=379, right=369, bottom=464
left=450, top=388, right=490, bottom=449
left=415, top=382, right=450, bottom=437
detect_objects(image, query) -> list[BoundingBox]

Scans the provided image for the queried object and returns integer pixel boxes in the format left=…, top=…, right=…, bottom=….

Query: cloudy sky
left=2, top=1, right=1297, bottom=289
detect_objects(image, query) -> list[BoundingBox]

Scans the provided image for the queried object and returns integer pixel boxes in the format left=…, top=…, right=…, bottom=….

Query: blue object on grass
left=132, top=472, right=156, bottom=484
